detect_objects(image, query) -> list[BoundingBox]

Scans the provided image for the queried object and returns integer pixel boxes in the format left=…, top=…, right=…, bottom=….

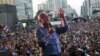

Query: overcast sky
left=32, top=0, right=85, bottom=16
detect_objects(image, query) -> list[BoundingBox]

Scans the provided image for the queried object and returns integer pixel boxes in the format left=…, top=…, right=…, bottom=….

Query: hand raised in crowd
left=57, top=8, right=64, bottom=18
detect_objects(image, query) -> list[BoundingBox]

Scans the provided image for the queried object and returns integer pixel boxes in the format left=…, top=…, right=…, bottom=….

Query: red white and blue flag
left=3, top=25, right=10, bottom=33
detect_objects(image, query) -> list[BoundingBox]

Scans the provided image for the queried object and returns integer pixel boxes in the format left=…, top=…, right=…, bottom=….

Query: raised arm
left=55, top=8, right=68, bottom=34
left=58, top=8, right=67, bottom=27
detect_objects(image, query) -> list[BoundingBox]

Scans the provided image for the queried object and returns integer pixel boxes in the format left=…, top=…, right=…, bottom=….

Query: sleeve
left=35, top=29, right=46, bottom=47
left=55, top=25, right=68, bottom=35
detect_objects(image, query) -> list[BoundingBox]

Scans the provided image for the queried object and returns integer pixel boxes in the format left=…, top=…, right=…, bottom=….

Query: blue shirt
left=36, top=26, right=68, bottom=56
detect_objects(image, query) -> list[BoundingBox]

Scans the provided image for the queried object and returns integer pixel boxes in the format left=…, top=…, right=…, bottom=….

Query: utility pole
left=24, top=3, right=30, bottom=26
left=88, top=0, right=91, bottom=19
left=24, top=3, right=30, bottom=20
left=24, top=3, right=33, bottom=30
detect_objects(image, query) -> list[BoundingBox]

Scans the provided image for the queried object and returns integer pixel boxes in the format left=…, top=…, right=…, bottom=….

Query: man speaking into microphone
left=35, top=8, right=68, bottom=56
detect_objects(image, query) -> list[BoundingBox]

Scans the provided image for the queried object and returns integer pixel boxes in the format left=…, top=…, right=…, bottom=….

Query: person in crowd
left=35, top=8, right=68, bottom=56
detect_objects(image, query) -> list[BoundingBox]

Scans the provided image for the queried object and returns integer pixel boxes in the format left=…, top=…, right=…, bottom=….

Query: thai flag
left=3, top=25, right=10, bottom=33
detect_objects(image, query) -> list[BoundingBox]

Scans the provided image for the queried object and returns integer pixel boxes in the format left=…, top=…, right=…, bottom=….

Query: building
left=89, top=0, right=100, bottom=18
left=38, top=3, right=48, bottom=11
left=64, top=5, right=78, bottom=20
left=0, top=0, right=14, bottom=5
left=0, top=4, right=17, bottom=28
left=62, top=0, right=67, bottom=8
left=38, top=0, right=62, bottom=18
left=81, top=0, right=100, bottom=18
left=14, top=0, right=33, bottom=20
left=46, top=0, right=67, bottom=11
left=0, top=0, right=18, bottom=28
left=81, top=0, right=89, bottom=18
left=0, top=0, right=33, bottom=28
left=38, top=0, right=77, bottom=20
left=91, top=0, right=100, bottom=17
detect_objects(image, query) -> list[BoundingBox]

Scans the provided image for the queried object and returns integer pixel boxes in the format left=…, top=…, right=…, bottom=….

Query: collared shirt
left=36, top=25, right=68, bottom=56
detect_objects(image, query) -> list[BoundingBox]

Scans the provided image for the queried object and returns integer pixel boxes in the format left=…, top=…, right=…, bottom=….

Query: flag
left=3, top=25, right=10, bottom=33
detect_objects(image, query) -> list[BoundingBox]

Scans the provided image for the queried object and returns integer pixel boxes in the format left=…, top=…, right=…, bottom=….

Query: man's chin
left=44, top=25, right=49, bottom=28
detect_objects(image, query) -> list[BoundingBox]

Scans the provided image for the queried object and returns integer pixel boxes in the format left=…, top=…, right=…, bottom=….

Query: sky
left=32, top=0, right=85, bottom=16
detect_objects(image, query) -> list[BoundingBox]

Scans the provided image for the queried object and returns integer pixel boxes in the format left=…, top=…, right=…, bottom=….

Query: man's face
left=38, top=12, right=49, bottom=27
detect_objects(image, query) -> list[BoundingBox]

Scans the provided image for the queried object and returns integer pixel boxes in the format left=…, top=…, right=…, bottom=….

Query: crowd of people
left=0, top=19, right=99, bottom=56
left=0, top=8, right=100, bottom=56
left=60, top=20, right=100, bottom=56
left=0, top=28, right=39, bottom=56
